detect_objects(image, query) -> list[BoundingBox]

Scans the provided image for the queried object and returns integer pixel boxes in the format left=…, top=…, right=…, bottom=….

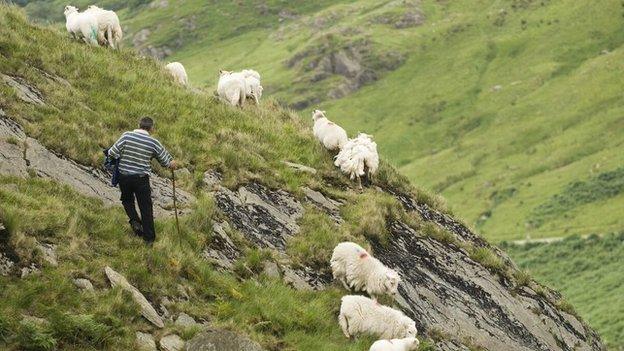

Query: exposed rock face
left=302, top=186, right=342, bottom=223
left=201, top=221, right=240, bottom=269
left=37, top=242, right=57, bottom=267
left=367, top=214, right=602, bottom=351
left=213, top=182, right=303, bottom=250
left=1, top=74, right=44, bottom=105
left=104, top=266, right=165, bottom=328
left=185, top=329, right=265, bottom=351
left=0, top=113, right=194, bottom=218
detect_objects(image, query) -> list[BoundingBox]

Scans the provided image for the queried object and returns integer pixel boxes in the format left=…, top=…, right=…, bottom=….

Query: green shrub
left=50, top=313, right=115, bottom=347
left=16, top=320, right=57, bottom=351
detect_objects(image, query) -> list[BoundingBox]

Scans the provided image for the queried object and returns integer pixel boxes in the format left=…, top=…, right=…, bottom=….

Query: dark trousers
left=119, top=174, right=155, bottom=242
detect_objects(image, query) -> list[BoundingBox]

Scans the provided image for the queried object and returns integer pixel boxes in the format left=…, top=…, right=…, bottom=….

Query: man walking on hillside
left=108, top=117, right=177, bottom=244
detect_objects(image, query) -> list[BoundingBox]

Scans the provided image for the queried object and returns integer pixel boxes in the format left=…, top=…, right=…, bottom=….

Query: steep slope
left=21, top=0, right=624, bottom=242
left=506, top=234, right=624, bottom=350
left=0, top=5, right=605, bottom=351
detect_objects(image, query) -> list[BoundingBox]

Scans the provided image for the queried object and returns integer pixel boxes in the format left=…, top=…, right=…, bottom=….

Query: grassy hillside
left=0, top=5, right=452, bottom=350
left=505, top=233, right=624, bottom=350
left=22, top=0, right=624, bottom=242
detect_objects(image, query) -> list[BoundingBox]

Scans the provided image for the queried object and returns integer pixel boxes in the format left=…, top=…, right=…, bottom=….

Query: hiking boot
left=129, top=220, right=144, bottom=237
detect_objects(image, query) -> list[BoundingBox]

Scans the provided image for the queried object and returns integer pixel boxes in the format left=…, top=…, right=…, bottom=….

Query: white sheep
left=217, top=70, right=247, bottom=107
left=339, top=295, right=417, bottom=340
left=241, top=69, right=263, bottom=105
left=85, top=5, right=122, bottom=49
left=63, top=5, right=99, bottom=46
left=334, top=133, right=379, bottom=190
left=165, top=62, right=189, bottom=86
left=312, top=110, right=348, bottom=151
left=369, top=337, right=420, bottom=351
left=330, top=241, right=401, bottom=299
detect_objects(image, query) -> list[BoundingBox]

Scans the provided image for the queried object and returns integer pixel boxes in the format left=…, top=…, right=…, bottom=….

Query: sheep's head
left=383, top=269, right=401, bottom=296
left=87, top=5, right=101, bottom=10
left=219, top=70, right=232, bottom=77
left=64, top=5, right=78, bottom=16
left=312, top=109, right=326, bottom=121
left=404, top=337, right=420, bottom=350
left=399, top=318, right=418, bottom=338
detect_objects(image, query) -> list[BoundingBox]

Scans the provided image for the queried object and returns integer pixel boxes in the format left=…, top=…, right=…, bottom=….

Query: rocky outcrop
left=201, top=221, right=240, bottom=269
left=1, top=74, right=44, bottom=105
left=185, top=329, right=265, bottom=351
left=0, top=112, right=194, bottom=218
left=368, top=216, right=602, bottom=351
left=0, top=221, right=17, bottom=277
left=104, top=266, right=165, bottom=328
left=73, top=278, right=94, bottom=291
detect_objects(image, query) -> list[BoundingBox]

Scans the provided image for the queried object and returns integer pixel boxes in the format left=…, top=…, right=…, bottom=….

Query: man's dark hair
left=139, top=117, right=154, bottom=131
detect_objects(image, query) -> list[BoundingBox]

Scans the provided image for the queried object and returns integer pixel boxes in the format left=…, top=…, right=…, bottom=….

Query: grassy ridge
left=20, top=0, right=624, bottom=242
left=505, top=234, right=624, bottom=350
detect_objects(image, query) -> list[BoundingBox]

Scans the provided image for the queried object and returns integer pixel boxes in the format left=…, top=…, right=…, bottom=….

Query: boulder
left=302, top=187, right=342, bottom=222
left=160, top=334, right=185, bottom=351
left=73, top=278, right=94, bottom=291
left=201, top=221, right=240, bottom=269
left=185, top=329, right=264, bottom=351
left=136, top=332, right=157, bottom=351
left=104, top=266, right=164, bottom=328
left=281, top=161, right=317, bottom=174
left=175, top=312, right=198, bottom=327
left=37, top=242, right=57, bottom=267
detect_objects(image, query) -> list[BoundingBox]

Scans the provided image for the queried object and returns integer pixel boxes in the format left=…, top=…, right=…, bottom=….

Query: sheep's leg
left=338, top=314, right=351, bottom=338
left=340, top=277, right=351, bottom=291
left=253, top=92, right=260, bottom=105
left=229, top=91, right=240, bottom=106
left=357, top=176, right=363, bottom=193
left=106, top=27, right=114, bottom=49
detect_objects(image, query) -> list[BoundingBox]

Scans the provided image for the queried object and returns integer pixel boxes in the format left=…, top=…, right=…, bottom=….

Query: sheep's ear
left=219, top=69, right=224, bottom=74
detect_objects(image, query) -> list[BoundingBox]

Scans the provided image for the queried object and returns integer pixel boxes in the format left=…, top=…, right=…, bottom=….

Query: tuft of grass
left=49, top=313, right=116, bottom=347
left=342, top=190, right=405, bottom=245
left=16, top=320, right=57, bottom=351
left=468, top=247, right=506, bottom=274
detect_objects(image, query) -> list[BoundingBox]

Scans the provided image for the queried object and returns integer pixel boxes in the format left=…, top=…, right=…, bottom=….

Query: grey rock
left=160, top=334, right=185, bottom=351
left=185, top=329, right=264, bottom=351
left=0, top=252, right=14, bottom=276
left=104, top=266, right=164, bottom=328
left=202, top=170, right=223, bottom=188
left=20, top=263, right=39, bottom=278
left=175, top=312, right=198, bottom=327
left=213, top=183, right=303, bottom=250
left=73, top=278, right=94, bottom=291
left=133, top=29, right=151, bottom=48
left=0, top=114, right=194, bottom=218
left=302, top=187, right=342, bottom=222
left=37, top=243, right=57, bottom=267
left=201, top=221, right=239, bottom=269
left=136, top=332, right=157, bottom=351
left=1, top=74, right=45, bottom=105
left=262, top=261, right=280, bottom=279
left=282, top=161, right=317, bottom=174
left=332, top=51, right=361, bottom=78
left=281, top=265, right=313, bottom=291
left=281, top=264, right=328, bottom=291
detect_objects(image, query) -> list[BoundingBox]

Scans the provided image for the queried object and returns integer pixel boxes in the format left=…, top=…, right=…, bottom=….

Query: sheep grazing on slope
left=330, top=241, right=401, bottom=299
left=369, top=337, right=420, bottom=351
left=64, top=5, right=99, bottom=46
left=339, top=295, right=417, bottom=340
left=312, top=110, right=348, bottom=151
left=334, top=133, right=379, bottom=190
left=85, top=5, right=122, bottom=49
left=217, top=70, right=247, bottom=107
left=241, top=69, right=263, bottom=105
left=165, top=62, right=189, bottom=86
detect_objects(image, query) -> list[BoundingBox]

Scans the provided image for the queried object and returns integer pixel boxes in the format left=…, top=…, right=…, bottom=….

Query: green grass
left=19, top=0, right=624, bottom=242
left=504, top=234, right=624, bottom=350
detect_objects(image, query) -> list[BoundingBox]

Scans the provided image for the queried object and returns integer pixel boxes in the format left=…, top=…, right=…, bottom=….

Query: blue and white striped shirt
left=108, top=129, right=173, bottom=175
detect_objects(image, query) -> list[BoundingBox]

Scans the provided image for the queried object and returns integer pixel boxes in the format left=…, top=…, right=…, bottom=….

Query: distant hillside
left=21, top=0, right=624, bottom=242
left=506, top=233, right=624, bottom=350
left=0, top=5, right=604, bottom=351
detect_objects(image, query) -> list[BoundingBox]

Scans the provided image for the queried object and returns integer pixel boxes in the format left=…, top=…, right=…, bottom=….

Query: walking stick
left=171, top=169, right=181, bottom=243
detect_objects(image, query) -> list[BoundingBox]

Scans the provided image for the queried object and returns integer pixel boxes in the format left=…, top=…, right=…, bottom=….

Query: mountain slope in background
left=0, top=5, right=608, bottom=351
left=22, top=0, right=624, bottom=242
